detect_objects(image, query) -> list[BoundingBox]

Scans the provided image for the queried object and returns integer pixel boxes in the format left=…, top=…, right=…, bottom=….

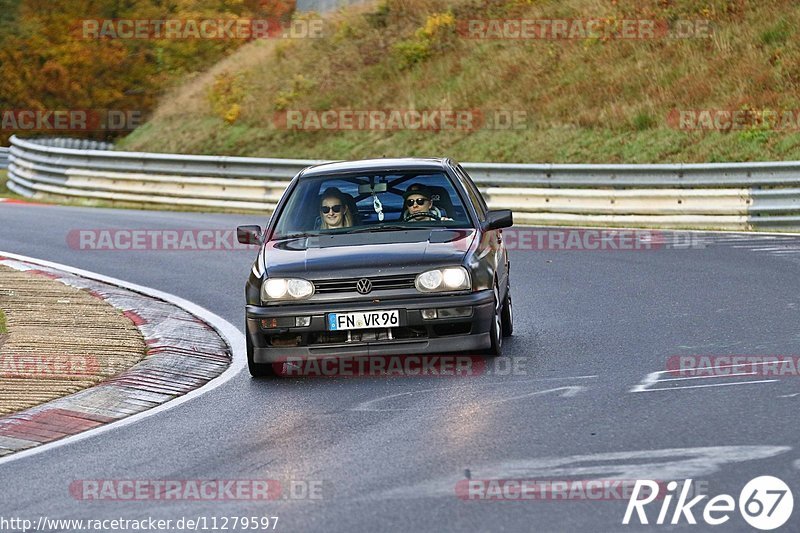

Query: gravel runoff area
left=0, top=255, right=232, bottom=458
left=0, top=265, right=146, bottom=416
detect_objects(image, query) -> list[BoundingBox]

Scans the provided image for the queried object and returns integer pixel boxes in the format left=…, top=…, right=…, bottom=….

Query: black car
left=237, top=158, right=513, bottom=377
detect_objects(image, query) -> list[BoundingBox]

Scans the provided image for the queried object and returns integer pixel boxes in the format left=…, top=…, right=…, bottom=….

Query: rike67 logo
left=623, top=476, right=794, bottom=530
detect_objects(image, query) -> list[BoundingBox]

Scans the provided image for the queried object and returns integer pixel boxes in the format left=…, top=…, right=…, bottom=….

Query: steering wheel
left=406, top=211, right=442, bottom=221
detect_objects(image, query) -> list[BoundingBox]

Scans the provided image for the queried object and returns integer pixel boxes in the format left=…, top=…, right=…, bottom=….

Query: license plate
left=327, top=310, right=400, bottom=331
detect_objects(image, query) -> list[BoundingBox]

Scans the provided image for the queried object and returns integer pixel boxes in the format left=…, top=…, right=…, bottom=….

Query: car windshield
left=271, top=171, right=472, bottom=239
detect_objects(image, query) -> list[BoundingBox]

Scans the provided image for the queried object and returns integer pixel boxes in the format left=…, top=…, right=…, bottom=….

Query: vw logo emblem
left=356, top=278, right=373, bottom=294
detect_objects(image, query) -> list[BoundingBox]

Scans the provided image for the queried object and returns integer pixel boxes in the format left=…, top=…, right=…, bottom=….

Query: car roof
left=299, top=158, right=451, bottom=178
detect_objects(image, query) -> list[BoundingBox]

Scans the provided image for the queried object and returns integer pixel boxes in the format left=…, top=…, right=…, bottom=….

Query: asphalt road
left=1, top=202, right=799, bottom=532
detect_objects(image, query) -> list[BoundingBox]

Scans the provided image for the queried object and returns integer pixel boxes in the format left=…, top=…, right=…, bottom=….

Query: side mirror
left=482, top=210, right=513, bottom=231
left=237, top=225, right=263, bottom=245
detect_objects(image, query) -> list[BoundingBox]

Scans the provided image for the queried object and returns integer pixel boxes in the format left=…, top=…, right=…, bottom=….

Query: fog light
left=295, top=316, right=311, bottom=327
left=421, top=309, right=438, bottom=320
left=437, top=307, right=473, bottom=318
left=261, top=318, right=278, bottom=329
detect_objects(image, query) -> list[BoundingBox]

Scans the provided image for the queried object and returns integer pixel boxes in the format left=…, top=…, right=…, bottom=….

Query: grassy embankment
left=119, top=0, right=800, bottom=163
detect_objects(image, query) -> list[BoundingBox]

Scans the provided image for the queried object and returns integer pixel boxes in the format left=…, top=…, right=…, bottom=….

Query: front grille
left=309, top=326, right=427, bottom=345
left=313, top=274, right=417, bottom=294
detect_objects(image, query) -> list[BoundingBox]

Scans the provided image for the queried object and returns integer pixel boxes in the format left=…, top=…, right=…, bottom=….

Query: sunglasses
left=320, top=204, right=343, bottom=214
left=406, top=198, right=430, bottom=207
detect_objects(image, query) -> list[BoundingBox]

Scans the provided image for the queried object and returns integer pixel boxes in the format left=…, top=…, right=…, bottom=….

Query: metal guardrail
left=25, top=138, right=115, bottom=151
left=7, top=135, right=800, bottom=230
left=0, top=148, right=9, bottom=170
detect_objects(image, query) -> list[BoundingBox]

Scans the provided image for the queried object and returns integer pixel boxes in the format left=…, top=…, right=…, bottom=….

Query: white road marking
left=0, top=251, right=245, bottom=467
left=779, top=393, right=800, bottom=398
left=729, top=246, right=792, bottom=251
left=631, top=360, right=784, bottom=393
left=657, top=371, right=758, bottom=382
left=634, top=380, right=777, bottom=392
left=352, top=383, right=588, bottom=412
left=516, top=375, right=598, bottom=381
left=364, top=445, right=792, bottom=501
left=630, top=371, right=660, bottom=393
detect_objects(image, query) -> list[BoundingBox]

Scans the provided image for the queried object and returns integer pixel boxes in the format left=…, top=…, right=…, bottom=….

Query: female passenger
left=319, top=187, right=354, bottom=229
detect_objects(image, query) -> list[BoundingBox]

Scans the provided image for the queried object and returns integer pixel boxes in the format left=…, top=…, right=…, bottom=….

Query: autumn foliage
left=0, top=0, right=295, bottom=144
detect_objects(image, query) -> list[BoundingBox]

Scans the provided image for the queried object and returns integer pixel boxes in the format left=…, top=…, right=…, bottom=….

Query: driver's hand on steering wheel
left=406, top=210, right=439, bottom=221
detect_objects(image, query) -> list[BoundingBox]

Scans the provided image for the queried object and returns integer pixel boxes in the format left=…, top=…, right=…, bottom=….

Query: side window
left=455, top=164, right=487, bottom=220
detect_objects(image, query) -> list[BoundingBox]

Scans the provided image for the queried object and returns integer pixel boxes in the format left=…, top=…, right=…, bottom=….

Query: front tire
left=501, top=280, right=513, bottom=338
left=246, top=325, right=276, bottom=378
left=483, top=283, right=504, bottom=357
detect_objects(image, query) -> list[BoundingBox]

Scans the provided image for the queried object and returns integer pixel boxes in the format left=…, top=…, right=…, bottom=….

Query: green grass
left=117, top=0, right=800, bottom=164
left=0, top=309, right=7, bottom=335
left=120, top=115, right=800, bottom=164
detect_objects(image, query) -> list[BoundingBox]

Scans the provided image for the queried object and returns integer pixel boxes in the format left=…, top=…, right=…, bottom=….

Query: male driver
left=402, top=185, right=452, bottom=222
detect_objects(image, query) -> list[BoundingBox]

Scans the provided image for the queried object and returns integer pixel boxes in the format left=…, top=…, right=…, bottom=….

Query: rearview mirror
left=237, top=225, right=263, bottom=245
left=482, top=210, right=513, bottom=231
left=359, top=183, right=388, bottom=194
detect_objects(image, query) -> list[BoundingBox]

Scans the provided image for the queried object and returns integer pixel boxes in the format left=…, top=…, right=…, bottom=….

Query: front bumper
left=246, top=290, right=494, bottom=361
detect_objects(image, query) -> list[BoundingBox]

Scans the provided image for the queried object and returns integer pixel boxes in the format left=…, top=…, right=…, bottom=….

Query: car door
left=452, top=163, right=510, bottom=295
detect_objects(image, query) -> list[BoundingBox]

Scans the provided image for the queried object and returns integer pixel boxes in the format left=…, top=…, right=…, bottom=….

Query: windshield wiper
left=347, top=225, right=410, bottom=234
left=275, top=232, right=319, bottom=240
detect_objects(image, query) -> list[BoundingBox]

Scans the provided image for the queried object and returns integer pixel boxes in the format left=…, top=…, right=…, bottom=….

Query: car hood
left=262, top=229, right=475, bottom=279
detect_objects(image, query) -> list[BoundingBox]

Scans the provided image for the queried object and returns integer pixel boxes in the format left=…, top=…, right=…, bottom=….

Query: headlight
left=415, top=267, right=471, bottom=293
left=262, top=278, right=315, bottom=301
